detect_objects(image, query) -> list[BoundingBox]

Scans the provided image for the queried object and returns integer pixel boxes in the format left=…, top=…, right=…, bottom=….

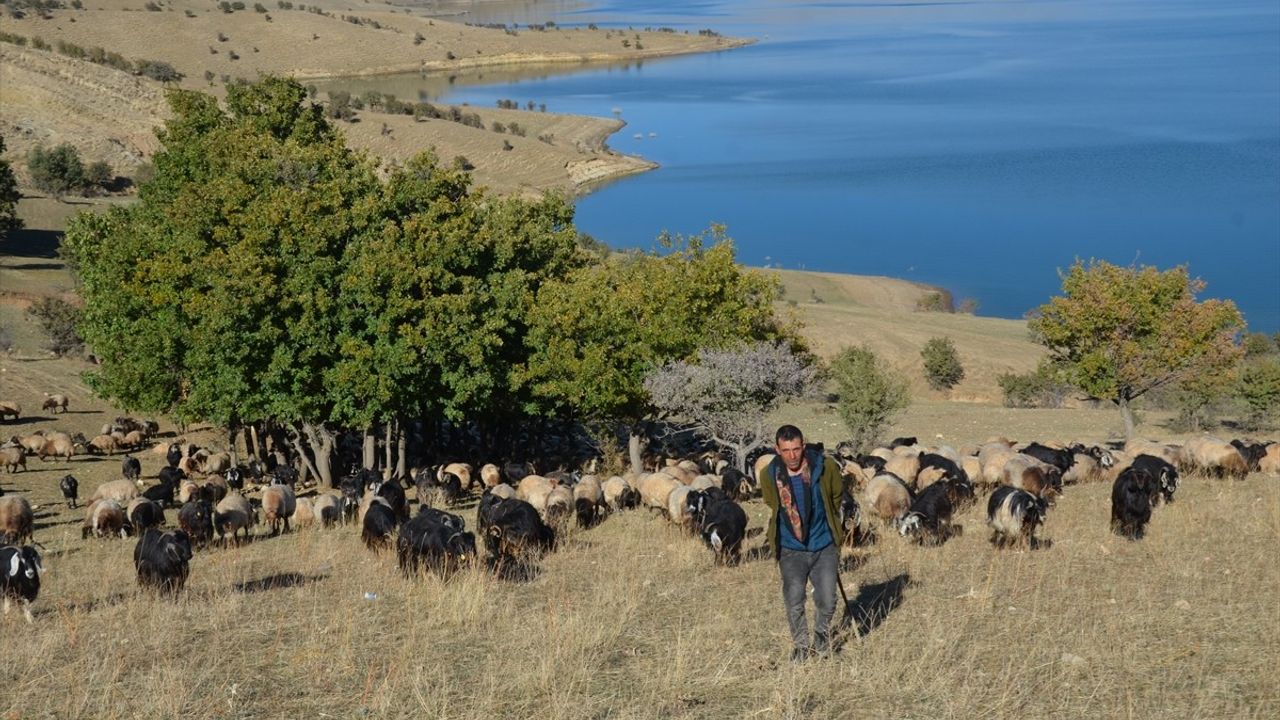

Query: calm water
left=357, top=0, right=1280, bottom=328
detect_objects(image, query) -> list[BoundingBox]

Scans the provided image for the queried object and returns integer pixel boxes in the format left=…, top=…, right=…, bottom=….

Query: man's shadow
left=833, top=573, right=910, bottom=651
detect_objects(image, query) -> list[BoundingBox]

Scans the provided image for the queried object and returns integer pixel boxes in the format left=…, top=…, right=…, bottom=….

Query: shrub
left=957, top=298, right=979, bottom=314
left=831, top=346, right=910, bottom=452
left=27, top=143, right=84, bottom=197
left=1237, top=357, right=1280, bottom=430
left=915, top=291, right=953, bottom=313
left=491, top=121, right=506, bottom=134
left=144, top=1, right=160, bottom=10
left=326, top=91, right=356, bottom=121
left=83, top=160, right=112, bottom=190
left=26, top=296, right=84, bottom=356
left=413, top=32, right=424, bottom=45
left=32, top=36, right=50, bottom=50
left=0, top=135, right=22, bottom=241
left=997, top=362, right=1072, bottom=409
left=137, top=59, right=183, bottom=81
left=254, top=2, right=266, bottom=11
left=921, top=336, right=964, bottom=391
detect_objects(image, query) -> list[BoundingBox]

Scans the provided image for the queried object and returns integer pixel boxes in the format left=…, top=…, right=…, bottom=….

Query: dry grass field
left=3, top=181, right=1278, bottom=719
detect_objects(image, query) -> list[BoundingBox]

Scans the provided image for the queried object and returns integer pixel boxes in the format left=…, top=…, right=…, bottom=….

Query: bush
left=144, top=2, right=160, bottom=10
left=83, top=160, right=112, bottom=190
left=27, top=143, right=84, bottom=197
left=0, top=135, right=22, bottom=241
left=254, top=2, right=267, bottom=11
left=921, top=336, right=964, bottom=391
left=831, top=346, right=910, bottom=452
left=1237, top=357, right=1280, bottom=430
left=997, top=362, right=1072, bottom=409
left=137, top=59, right=183, bottom=82
left=26, top=296, right=84, bottom=356
left=915, top=291, right=953, bottom=313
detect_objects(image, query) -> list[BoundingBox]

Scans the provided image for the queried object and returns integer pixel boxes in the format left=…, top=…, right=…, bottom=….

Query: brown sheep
left=214, top=493, right=255, bottom=544
left=88, top=434, right=119, bottom=456
left=516, top=475, right=552, bottom=502
left=90, top=479, right=140, bottom=505
left=862, top=473, right=912, bottom=523
left=37, top=435, right=75, bottom=463
left=82, top=499, right=127, bottom=539
left=489, top=483, right=516, bottom=501
left=262, top=484, right=297, bottom=535
left=0, top=447, right=25, bottom=473
left=0, top=496, right=34, bottom=544
left=1002, top=454, right=1062, bottom=504
left=18, top=433, right=47, bottom=455
left=544, top=486, right=574, bottom=527
left=480, top=463, right=501, bottom=488
left=291, top=497, right=316, bottom=529
left=439, top=462, right=474, bottom=491
left=1179, top=436, right=1249, bottom=479
left=313, top=494, right=342, bottom=527
left=885, top=453, right=922, bottom=489
left=41, top=394, right=69, bottom=414
left=122, top=430, right=148, bottom=451
left=201, top=452, right=231, bottom=475
left=1260, top=444, right=1280, bottom=475
left=638, top=472, right=681, bottom=514
left=0, top=401, right=20, bottom=421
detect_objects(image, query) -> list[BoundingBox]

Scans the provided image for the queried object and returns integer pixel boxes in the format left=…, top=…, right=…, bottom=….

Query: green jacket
left=758, top=449, right=844, bottom=560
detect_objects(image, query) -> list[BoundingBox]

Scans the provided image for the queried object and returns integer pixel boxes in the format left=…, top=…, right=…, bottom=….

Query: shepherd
left=758, top=424, right=845, bottom=663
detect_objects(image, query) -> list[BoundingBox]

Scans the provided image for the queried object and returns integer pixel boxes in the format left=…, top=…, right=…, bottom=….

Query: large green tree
left=517, top=228, right=794, bottom=470
left=0, top=135, right=21, bottom=242
left=1029, top=260, right=1244, bottom=439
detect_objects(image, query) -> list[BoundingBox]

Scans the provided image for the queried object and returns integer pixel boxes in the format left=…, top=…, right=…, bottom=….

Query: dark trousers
left=779, top=544, right=839, bottom=653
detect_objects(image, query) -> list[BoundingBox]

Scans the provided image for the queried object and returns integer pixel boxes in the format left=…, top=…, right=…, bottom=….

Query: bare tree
left=644, top=342, right=818, bottom=470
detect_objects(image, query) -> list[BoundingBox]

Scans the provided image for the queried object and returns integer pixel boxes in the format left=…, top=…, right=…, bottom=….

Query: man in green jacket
left=758, top=424, right=845, bottom=662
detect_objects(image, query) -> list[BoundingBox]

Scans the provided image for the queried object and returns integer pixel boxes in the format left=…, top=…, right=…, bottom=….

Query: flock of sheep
left=1, top=401, right=1278, bottom=625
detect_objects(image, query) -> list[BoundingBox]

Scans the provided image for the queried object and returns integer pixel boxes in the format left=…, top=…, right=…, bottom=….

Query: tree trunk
left=395, top=420, right=408, bottom=481
left=227, top=423, right=239, bottom=468
left=383, top=420, right=394, bottom=479
left=628, top=425, right=645, bottom=473
left=300, top=422, right=335, bottom=489
left=1118, top=396, right=1137, bottom=441
left=362, top=428, right=377, bottom=471
left=242, top=426, right=256, bottom=460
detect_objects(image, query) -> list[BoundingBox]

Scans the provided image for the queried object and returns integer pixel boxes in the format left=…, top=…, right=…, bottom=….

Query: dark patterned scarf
left=773, top=457, right=811, bottom=543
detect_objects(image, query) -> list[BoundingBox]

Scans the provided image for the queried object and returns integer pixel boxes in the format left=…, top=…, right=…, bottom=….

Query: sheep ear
left=7, top=554, right=19, bottom=578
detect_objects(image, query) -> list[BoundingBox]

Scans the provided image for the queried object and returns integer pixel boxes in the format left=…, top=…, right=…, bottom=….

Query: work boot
left=791, top=647, right=812, bottom=664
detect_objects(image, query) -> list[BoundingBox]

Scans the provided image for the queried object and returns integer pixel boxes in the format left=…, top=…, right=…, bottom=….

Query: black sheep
left=165, top=444, right=182, bottom=469
left=121, top=454, right=142, bottom=483
left=1111, top=467, right=1158, bottom=540
left=361, top=500, right=398, bottom=552
left=128, top=499, right=166, bottom=534
left=484, top=498, right=555, bottom=568
left=134, top=528, right=193, bottom=596
left=373, top=479, right=409, bottom=521
left=396, top=513, right=475, bottom=578
left=60, top=474, right=79, bottom=509
left=686, top=491, right=747, bottom=566
left=177, top=499, right=214, bottom=547
left=1131, top=454, right=1179, bottom=505
left=0, top=544, right=43, bottom=623
left=898, top=479, right=971, bottom=545
left=1021, top=442, right=1076, bottom=474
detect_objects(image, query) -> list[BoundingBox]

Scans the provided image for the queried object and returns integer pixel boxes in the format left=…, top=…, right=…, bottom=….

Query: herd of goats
left=1, top=403, right=1278, bottom=625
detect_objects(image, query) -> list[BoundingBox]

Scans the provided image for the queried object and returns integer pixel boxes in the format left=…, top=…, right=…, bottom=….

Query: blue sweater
left=778, top=452, right=834, bottom=552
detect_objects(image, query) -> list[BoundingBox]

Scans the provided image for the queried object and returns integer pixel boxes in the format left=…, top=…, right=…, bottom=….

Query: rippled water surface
left=362, top=0, right=1280, bottom=327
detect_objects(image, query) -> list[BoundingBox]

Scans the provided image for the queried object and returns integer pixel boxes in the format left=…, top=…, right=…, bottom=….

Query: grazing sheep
left=214, top=493, right=255, bottom=544
left=0, top=402, right=21, bottom=421
left=898, top=478, right=973, bottom=545
left=638, top=472, right=681, bottom=515
left=177, top=499, right=214, bottom=546
left=18, top=433, right=46, bottom=455
left=291, top=497, right=316, bottom=529
left=489, top=483, right=516, bottom=501
left=601, top=476, right=636, bottom=511
left=0, top=496, right=35, bottom=545
left=685, top=489, right=748, bottom=566
left=719, top=467, right=754, bottom=501
left=1002, top=454, right=1062, bottom=505
left=666, top=484, right=698, bottom=531
left=134, top=529, right=193, bottom=597
left=122, top=431, right=148, bottom=451
left=177, top=480, right=200, bottom=506
left=483, top=498, right=556, bottom=569
left=126, top=498, right=165, bottom=534
left=361, top=497, right=398, bottom=551
left=87, top=434, right=119, bottom=456
left=0, top=545, right=43, bottom=623
left=544, top=486, right=574, bottom=528
left=1062, top=452, right=1104, bottom=485
left=861, top=473, right=913, bottom=524
left=165, top=444, right=182, bottom=468
left=1231, top=440, right=1270, bottom=473
left=371, top=478, right=409, bottom=520
left=753, top=453, right=777, bottom=479
left=987, top=486, right=1047, bottom=549
left=262, top=483, right=297, bottom=536
left=201, top=453, right=231, bottom=476
left=689, top=474, right=719, bottom=492
left=439, top=462, right=475, bottom=492
left=90, top=479, right=140, bottom=506
left=1179, top=436, right=1249, bottom=479
left=36, top=435, right=75, bottom=463
left=396, top=512, right=475, bottom=578
left=121, top=455, right=142, bottom=483
left=41, top=394, right=69, bottom=414
left=884, top=453, right=921, bottom=490
left=480, top=463, right=501, bottom=489
left=572, top=476, right=603, bottom=528
left=82, top=499, right=127, bottom=539
left=1260, top=444, right=1280, bottom=475
left=312, top=494, right=342, bottom=528
left=1130, top=454, right=1179, bottom=505
left=0, top=447, right=25, bottom=473
left=1111, top=468, right=1158, bottom=541
left=60, top=474, right=79, bottom=508
left=517, top=475, right=554, bottom=516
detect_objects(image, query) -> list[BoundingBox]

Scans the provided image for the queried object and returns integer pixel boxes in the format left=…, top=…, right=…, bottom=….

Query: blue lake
left=407, top=0, right=1280, bottom=328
